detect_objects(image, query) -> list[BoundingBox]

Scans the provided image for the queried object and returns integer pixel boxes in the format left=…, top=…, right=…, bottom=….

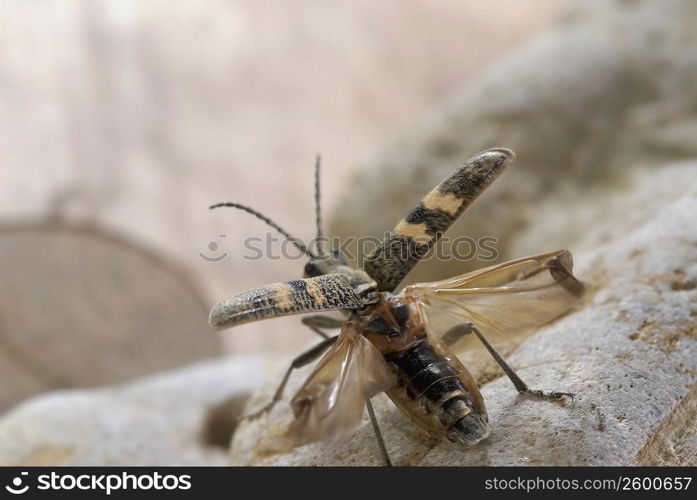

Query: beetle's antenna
left=210, top=202, right=314, bottom=258
left=314, top=154, right=325, bottom=255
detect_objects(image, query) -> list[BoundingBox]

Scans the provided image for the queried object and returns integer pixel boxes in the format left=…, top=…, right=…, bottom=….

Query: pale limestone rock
left=0, top=357, right=262, bottom=466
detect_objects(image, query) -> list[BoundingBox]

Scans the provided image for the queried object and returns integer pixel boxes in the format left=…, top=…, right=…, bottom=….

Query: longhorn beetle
left=209, top=148, right=585, bottom=465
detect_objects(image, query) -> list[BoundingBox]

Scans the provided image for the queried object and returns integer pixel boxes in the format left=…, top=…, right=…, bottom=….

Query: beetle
left=208, top=148, right=585, bottom=465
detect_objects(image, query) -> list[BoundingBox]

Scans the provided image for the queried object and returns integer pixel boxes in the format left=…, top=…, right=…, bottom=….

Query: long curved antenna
left=210, top=202, right=313, bottom=257
left=314, top=154, right=325, bottom=255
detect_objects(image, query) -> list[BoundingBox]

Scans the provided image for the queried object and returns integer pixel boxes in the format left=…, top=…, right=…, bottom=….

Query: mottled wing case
left=209, top=273, right=364, bottom=329
left=364, top=148, right=514, bottom=292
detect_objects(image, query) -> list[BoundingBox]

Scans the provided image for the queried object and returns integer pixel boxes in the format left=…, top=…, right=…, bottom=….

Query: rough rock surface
left=0, top=357, right=261, bottom=465
left=231, top=167, right=697, bottom=465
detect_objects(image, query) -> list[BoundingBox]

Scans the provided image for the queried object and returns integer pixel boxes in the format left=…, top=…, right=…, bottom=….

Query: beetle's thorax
left=354, top=294, right=422, bottom=352
left=353, top=293, right=490, bottom=446
left=303, top=253, right=379, bottom=305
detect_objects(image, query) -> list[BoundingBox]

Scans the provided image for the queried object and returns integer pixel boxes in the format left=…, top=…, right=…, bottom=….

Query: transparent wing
left=407, top=250, right=585, bottom=356
left=287, top=323, right=397, bottom=445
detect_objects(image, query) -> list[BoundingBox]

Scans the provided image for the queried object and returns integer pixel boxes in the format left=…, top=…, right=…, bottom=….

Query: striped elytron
left=209, top=148, right=585, bottom=464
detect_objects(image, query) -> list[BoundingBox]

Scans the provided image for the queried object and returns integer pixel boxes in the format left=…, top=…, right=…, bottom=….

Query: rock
left=0, top=357, right=262, bottom=466
left=509, top=161, right=697, bottom=258
left=231, top=166, right=697, bottom=465
left=0, top=223, right=219, bottom=411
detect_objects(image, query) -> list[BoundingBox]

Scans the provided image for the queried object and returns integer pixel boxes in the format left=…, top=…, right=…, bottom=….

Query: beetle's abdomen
left=384, top=336, right=490, bottom=445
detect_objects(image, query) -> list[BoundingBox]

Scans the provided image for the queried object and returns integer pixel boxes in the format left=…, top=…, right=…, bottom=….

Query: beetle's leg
left=464, top=322, right=574, bottom=401
left=441, top=323, right=475, bottom=346
left=239, top=335, right=338, bottom=422
left=365, top=396, right=393, bottom=467
left=301, top=315, right=344, bottom=339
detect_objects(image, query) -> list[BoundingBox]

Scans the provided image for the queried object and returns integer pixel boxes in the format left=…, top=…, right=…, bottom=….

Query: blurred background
left=1, top=0, right=696, bottom=421
left=0, top=0, right=563, bottom=411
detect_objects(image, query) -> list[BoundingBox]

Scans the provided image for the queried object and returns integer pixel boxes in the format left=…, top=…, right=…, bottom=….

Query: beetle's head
left=305, top=247, right=378, bottom=301
left=303, top=248, right=348, bottom=278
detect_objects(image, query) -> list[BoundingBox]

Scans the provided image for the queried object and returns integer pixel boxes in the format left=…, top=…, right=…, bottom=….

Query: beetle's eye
left=304, top=262, right=319, bottom=277
left=332, top=249, right=348, bottom=265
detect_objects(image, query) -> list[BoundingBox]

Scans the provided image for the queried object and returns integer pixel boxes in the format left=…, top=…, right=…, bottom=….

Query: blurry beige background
left=0, top=0, right=564, bottom=410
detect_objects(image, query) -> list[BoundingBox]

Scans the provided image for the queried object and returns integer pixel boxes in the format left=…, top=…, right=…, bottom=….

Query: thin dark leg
left=301, top=314, right=344, bottom=339
left=465, top=322, right=574, bottom=401
left=365, top=397, right=393, bottom=467
left=239, top=336, right=338, bottom=422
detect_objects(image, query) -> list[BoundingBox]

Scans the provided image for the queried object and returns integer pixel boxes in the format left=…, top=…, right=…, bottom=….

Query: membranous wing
left=288, top=323, right=397, bottom=445
left=405, top=250, right=585, bottom=355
